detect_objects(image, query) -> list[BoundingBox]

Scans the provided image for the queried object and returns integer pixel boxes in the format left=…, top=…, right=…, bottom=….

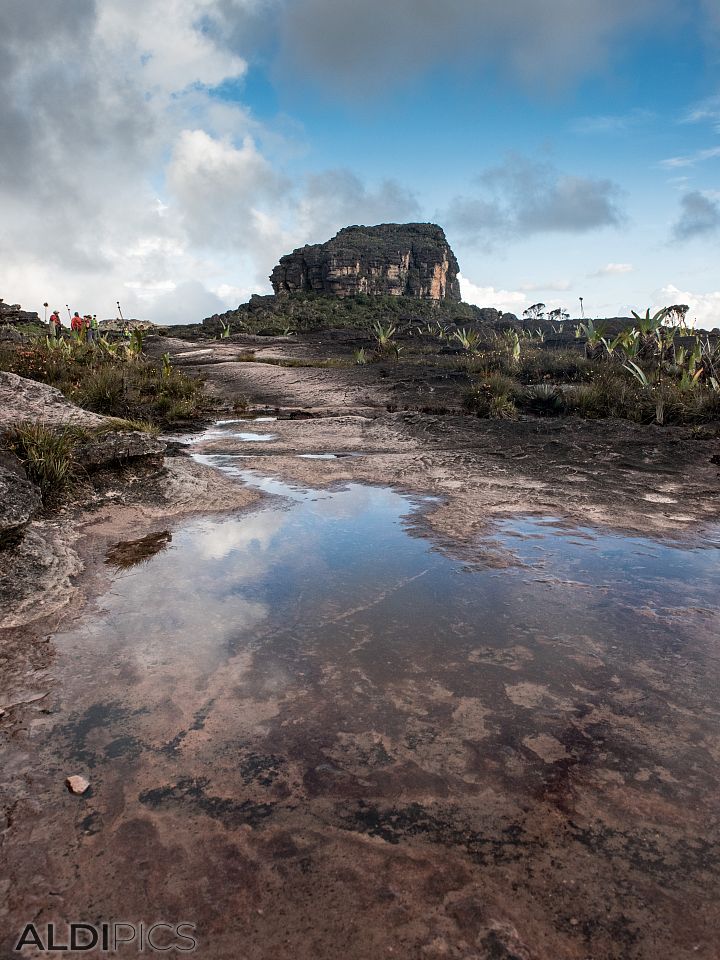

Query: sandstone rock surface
left=0, top=372, right=107, bottom=431
left=270, top=223, right=461, bottom=301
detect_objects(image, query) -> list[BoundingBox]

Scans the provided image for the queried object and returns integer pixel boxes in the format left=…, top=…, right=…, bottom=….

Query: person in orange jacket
left=71, top=311, right=82, bottom=334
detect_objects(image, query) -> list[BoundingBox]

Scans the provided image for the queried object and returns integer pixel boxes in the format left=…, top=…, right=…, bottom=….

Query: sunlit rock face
left=270, top=223, right=462, bottom=301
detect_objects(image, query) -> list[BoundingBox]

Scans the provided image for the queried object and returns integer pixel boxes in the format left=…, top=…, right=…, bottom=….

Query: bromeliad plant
left=372, top=320, right=398, bottom=354
left=502, top=329, right=521, bottom=365
left=452, top=327, right=481, bottom=353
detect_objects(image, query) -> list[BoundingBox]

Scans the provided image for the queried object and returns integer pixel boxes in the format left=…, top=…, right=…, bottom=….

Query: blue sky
left=2, top=0, right=719, bottom=324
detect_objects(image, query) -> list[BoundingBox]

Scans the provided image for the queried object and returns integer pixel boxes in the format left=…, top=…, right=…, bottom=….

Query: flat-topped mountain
left=270, top=223, right=461, bottom=302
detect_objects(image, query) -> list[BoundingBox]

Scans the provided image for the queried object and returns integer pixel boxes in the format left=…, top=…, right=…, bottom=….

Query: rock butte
left=270, top=223, right=461, bottom=302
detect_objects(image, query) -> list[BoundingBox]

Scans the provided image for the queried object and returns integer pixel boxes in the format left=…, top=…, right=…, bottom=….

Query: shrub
left=464, top=370, right=519, bottom=418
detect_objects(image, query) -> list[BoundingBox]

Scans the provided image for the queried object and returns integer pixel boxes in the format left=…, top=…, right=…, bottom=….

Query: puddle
left=3, top=423, right=720, bottom=956
left=297, top=452, right=363, bottom=459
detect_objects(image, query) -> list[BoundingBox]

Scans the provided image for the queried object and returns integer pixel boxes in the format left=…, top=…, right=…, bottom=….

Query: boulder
left=270, top=223, right=462, bottom=301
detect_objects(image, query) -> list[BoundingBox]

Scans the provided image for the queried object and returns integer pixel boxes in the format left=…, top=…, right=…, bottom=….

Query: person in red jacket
left=71, top=312, right=82, bottom=334
left=49, top=310, right=62, bottom=339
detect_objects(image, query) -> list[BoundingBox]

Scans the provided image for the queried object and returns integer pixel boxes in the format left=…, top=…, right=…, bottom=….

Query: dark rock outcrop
left=270, top=223, right=461, bottom=301
left=0, top=299, right=41, bottom=326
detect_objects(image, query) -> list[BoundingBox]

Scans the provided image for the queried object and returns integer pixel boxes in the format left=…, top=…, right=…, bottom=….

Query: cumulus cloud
left=210, top=0, right=685, bottom=97
left=459, top=275, right=528, bottom=315
left=654, top=284, right=720, bottom=329
left=445, top=155, right=625, bottom=246
left=672, top=191, right=720, bottom=240
left=167, top=130, right=289, bottom=250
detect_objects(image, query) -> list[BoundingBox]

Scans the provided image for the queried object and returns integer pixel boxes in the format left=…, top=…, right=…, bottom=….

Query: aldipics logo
left=14, top=922, right=198, bottom=953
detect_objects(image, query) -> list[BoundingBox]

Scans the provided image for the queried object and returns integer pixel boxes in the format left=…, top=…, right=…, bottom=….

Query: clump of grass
left=5, top=422, right=81, bottom=502
left=464, top=370, right=519, bottom=418
left=75, top=365, right=125, bottom=411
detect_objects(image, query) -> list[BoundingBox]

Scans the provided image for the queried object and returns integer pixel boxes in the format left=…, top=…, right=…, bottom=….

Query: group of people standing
left=49, top=309, right=99, bottom=342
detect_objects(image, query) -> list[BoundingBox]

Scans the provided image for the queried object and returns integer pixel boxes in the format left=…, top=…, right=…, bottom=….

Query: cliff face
left=270, top=223, right=461, bottom=302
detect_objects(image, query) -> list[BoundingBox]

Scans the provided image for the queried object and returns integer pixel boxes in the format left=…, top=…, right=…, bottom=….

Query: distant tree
left=665, top=304, right=690, bottom=326
left=548, top=307, right=570, bottom=324
left=523, top=302, right=546, bottom=321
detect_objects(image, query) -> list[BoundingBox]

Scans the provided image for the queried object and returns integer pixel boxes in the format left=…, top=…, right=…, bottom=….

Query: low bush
left=464, top=370, right=519, bottom=418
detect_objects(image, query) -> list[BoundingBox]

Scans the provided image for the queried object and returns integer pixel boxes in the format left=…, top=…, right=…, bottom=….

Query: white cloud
left=297, top=170, right=421, bottom=245
left=684, top=93, right=720, bottom=128
left=654, top=284, right=720, bottom=329
left=459, top=275, right=528, bottom=315
left=167, top=130, right=289, bottom=251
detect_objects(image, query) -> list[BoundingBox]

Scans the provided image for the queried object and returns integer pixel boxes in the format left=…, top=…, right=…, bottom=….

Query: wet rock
left=76, top=430, right=166, bottom=468
left=271, top=223, right=462, bottom=301
left=65, top=775, right=90, bottom=795
left=0, top=453, right=42, bottom=546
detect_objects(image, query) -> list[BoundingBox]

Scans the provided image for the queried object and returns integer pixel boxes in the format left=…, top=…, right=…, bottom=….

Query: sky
left=1, top=0, right=719, bottom=326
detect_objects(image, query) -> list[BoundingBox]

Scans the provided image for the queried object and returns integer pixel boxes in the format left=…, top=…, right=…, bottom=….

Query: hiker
left=49, top=309, right=62, bottom=339
left=91, top=314, right=99, bottom=342
left=71, top=311, right=82, bottom=334
left=84, top=314, right=93, bottom=343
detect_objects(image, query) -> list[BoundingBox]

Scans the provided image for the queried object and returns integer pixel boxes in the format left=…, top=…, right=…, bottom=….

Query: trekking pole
left=117, top=301, right=125, bottom=322
left=43, top=302, right=48, bottom=324
left=66, top=304, right=72, bottom=320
